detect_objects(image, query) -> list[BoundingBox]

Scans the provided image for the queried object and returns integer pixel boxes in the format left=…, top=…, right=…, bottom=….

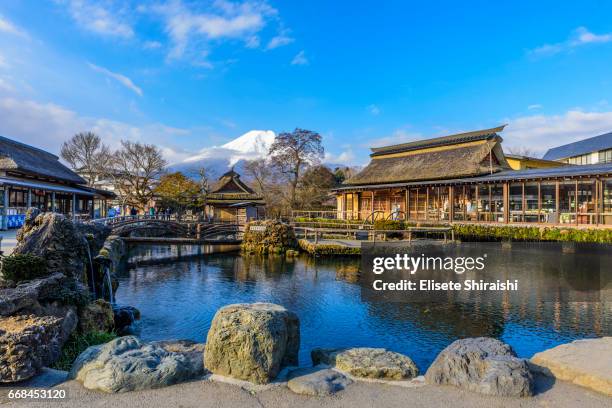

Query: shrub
left=453, top=224, right=612, bottom=243
left=373, top=220, right=405, bottom=230
left=52, top=331, right=117, bottom=371
left=1, top=254, right=47, bottom=282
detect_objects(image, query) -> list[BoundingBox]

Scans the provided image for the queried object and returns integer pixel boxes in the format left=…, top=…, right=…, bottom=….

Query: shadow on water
left=115, top=244, right=611, bottom=372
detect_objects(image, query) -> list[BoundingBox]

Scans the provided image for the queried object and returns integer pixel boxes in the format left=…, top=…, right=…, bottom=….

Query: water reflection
left=115, top=245, right=611, bottom=371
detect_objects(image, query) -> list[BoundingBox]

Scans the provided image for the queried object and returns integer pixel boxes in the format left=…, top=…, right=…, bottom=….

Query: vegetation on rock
left=241, top=220, right=298, bottom=254
left=1, top=254, right=47, bottom=282
left=52, top=331, right=117, bottom=371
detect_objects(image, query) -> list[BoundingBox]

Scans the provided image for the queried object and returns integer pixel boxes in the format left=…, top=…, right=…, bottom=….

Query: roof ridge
left=370, top=125, right=506, bottom=156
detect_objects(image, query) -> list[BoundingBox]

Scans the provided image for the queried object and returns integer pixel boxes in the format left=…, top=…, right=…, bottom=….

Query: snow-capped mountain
left=169, top=130, right=275, bottom=178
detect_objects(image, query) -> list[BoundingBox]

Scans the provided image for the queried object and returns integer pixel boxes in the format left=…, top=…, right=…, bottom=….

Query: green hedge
left=1, top=254, right=47, bottom=282
left=293, top=217, right=363, bottom=225
left=453, top=224, right=612, bottom=243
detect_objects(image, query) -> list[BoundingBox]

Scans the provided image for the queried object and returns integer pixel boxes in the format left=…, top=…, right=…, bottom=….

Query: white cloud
left=0, top=54, right=7, bottom=68
left=0, top=14, right=27, bottom=37
left=143, top=40, right=163, bottom=49
left=324, top=149, right=355, bottom=165
left=291, top=50, right=308, bottom=65
left=504, top=109, right=612, bottom=156
left=530, top=26, right=612, bottom=56
left=58, top=0, right=134, bottom=38
left=527, top=104, right=542, bottom=110
left=266, top=29, right=293, bottom=49
left=367, top=104, right=381, bottom=115
left=366, top=129, right=422, bottom=149
left=0, top=96, right=191, bottom=163
left=152, top=0, right=277, bottom=61
left=88, top=63, right=143, bottom=96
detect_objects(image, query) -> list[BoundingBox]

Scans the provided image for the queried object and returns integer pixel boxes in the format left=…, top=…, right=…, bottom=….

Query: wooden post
left=537, top=182, right=541, bottom=223
left=2, top=186, right=8, bottom=230
left=449, top=186, right=454, bottom=222
left=596, top=178, right=600, bottom=225
left=503, top=182, right=509, bottom=223
left=521, top=182, right=525, bottom=223
left=51, top=192, right=56, bottom=213
left=555, top=180, right=560, bottom=224
left=425, top=188, right=429, bottom=221
left=575, top=180, right=579, bottom=226
left=405, top=188, right=409, bottom=221
left=27, top=189, right=32, bottom=208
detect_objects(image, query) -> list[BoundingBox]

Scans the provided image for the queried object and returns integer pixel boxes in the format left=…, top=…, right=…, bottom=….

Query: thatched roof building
left=0, top=135, right=114, bottom=228
left=345, top=126, right=510, bottom=186
left=0, top=135, right=86, bottom=184
left=206, top=170, right=265, bottom=223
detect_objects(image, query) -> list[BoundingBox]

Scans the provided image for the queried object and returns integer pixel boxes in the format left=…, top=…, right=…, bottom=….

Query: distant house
left=0, top=135, right=114, bottom=229
left=504, top=154, right=562, bottom=170
left=206, top=170, right=265, bottom=224
left=543, top=132, right=612, bottom=165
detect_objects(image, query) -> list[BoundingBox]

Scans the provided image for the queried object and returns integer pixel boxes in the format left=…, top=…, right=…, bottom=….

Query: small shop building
left=206, top=170, right=265, bottom=224
left=333, top=126, right=612, bottom=226
left=0, top=135, right=114, bottom=229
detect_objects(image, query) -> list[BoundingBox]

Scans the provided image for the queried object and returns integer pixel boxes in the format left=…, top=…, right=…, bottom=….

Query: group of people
left=107, top=206, right=174, bottom=220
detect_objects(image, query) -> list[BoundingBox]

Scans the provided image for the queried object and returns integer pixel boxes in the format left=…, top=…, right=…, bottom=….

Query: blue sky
left=1, top=0, right=612, bottom=165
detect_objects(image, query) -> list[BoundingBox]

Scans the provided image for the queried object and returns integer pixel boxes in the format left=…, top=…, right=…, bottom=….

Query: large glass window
left=603, top=179, right=612, bottom=225
left=598, top=149, right=612, bottom=164
left=491, top=184, right=504, bottom=222
left=31, top=189, right=47, bottom=210
left=477, top=184, right=491, bottom=221
left=509, top=183, right=523, bottom=222
left=453, top=186, right=465, bottom=221
left=426, top=187, right=438, bottom=220
left=540, top=183, right=557, bottom=223
left=8, top=188, right=27, bottom=214
left=465, top=185, right=477, bottom=221
left=577, top=181, right=595, bottom=224
left=439, top=187, right=450, bottom=221
left=567, top=154, right=591, bottom=165
left=559, top=182, right=577, bottom=224
left=524, top=183, right=539, bottom=222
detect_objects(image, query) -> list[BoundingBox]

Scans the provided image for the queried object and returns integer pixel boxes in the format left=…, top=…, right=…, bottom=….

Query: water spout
left=83, top=237, right=96, bottom=298
left=104, top=266, right=115, bottom=304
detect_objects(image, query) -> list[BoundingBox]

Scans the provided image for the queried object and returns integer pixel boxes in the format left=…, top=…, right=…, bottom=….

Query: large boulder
left=311, top=347, right=419, bottom=380
left=287, top=366, right=352, bottom=396
left=425, top=337, right=533, bottom=397
left=0, top=273, right=67, bottom=317
left=0, top=310, right=77, bottom=382
left=13, top=211, right=109, bottom=281
left=531, top=337, right=612, bottom=396
left=69, top=336, right=205, bottom=393
left=204, top=303, right=300, bottom=384
left=78, top=299, right=114, bottom=333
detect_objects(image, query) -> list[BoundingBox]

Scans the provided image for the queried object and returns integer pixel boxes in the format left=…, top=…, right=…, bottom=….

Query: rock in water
left=0, top=312, right=76, bottom=382
left=204, top=303, right=300, bottom=384
left=531, top=337, right=612, bottom=396
left=69, top=336, right=205, bottom=393
left=311, top=347, right=418, bottom=380
left=287, top=366, right=352, bottom=396
left=425, top=337, right=533, bottom=397
left=78, top=299, right=115, bottom=333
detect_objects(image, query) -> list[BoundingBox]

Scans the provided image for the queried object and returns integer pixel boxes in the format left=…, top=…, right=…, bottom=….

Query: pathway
left=0, top=229, right=18, bottom=255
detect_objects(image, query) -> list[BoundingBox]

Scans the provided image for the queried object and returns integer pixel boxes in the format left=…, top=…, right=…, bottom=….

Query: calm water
left=115, top=244, right=611, bottom=371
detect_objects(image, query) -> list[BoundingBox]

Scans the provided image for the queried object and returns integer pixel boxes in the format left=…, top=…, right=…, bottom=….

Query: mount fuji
left=169, top=130, right=276, bottom=178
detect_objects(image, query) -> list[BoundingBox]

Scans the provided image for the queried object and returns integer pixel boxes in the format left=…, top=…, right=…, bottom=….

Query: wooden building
left=0, top=135, right=114, bottom=229
left=333, top=126, right=612, bottom=226
left=206, top=170, right=265, bottom=224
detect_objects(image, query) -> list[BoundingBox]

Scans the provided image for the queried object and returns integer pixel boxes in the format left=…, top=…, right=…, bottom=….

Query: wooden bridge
left=90, top=215, right=242, bottom=242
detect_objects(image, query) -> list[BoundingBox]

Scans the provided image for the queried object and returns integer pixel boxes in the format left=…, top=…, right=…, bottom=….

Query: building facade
left=543, top=131, right=612, bottom=165
left=206, top=170, right=265, bottom=224
left=0, top=135, right=114, bottom=229
left=334, top=126, right=612, bottom=226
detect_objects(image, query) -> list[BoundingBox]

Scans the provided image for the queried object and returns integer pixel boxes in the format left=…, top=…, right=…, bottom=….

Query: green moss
left=52, top=331, right=117, bottom=371
left=298, top=239, right=361, bottom=256
left=1, top=254, right=47, bottom=282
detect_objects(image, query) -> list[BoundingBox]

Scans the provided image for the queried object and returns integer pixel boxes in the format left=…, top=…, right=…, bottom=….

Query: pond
left=115, top=244, right=611, bottom=372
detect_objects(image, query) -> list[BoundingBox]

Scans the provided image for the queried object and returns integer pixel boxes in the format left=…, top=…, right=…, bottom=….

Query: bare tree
left=60, top=132, right=111, bottom=186
left=269, top=128, right=324, bottom=209
left=507, top=146, right=539, bottom=158
left=110, top=141, right=167, bottom=212
left=243, top=158, right=272, bottom=194
left=196, top=166, right=215, bottom=220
